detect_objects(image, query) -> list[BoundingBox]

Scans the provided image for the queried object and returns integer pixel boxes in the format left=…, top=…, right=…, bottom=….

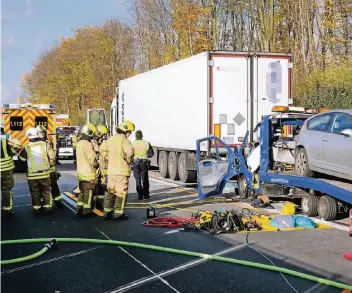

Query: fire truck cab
left=1, top=103, right=56, bottom=168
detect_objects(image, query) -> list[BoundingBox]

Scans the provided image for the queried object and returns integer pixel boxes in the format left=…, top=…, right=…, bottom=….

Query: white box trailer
left=110, top=51, right=293, bottom=182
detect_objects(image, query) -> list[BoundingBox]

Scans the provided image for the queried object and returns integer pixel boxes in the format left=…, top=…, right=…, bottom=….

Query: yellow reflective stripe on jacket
left=26, top=141, right=50, bottom=174
left=132, top=140, right=149, bottom=160
left=0, top=138, right=15, bottom=172
left=27, top=171, right=50, bottom=180
left=77, top=173, right=96, bottom=181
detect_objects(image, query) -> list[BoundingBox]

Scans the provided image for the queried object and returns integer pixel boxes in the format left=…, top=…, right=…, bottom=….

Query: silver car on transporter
left=294, top=110, right=352, bottom=181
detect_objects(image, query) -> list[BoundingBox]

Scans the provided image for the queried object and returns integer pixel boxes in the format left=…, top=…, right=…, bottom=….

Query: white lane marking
left=164, top=230, right=180, bottom=235
left=108, top=243, right=247, bottom=293
left=313, top=219, right=349, bottom=232
left=95, top=229, right=181, bottom=293
left=1, top=247, right=100, bottom=275
left=148, top=196, right=197, bottom=205
left=13, top=204, right=31, bottom=208
left=149, top=178, right=186, bottom=188
left=303, top=283, right=325, bottom=293
left=12, top=194, right=30, bottom=198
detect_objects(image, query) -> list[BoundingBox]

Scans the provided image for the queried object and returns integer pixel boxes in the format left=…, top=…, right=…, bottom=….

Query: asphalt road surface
left=1, top=161, right=351, bottom=293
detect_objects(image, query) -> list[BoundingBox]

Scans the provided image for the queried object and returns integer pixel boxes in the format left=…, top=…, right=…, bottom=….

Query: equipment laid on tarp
left=270, top=215, right=317, bottom=229
left=142, top=205, right=320, bottom=234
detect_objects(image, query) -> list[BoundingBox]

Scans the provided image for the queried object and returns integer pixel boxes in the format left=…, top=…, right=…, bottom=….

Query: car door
left=301, top=113, right=333, bottom=169
left=321, top=112, right=352, bottom=178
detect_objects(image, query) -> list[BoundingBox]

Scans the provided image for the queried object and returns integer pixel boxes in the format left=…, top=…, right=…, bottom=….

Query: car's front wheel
left=295, top=148, right=314, bottom=177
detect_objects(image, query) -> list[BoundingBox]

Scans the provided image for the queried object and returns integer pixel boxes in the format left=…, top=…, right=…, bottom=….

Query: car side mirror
left=341, top=129, right=352, bottom=137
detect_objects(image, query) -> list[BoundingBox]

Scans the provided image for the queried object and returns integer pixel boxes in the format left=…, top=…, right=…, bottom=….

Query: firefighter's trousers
left=1, top=170, right=14, bottom=214
left=50, top=172, right=63, bottom=205
left=104, top=175, right=129, bottom=216
left=95, top=172, right=106, bottom=210
left=28, top=177, right=52, bottom=212
left=133, top=160, right=150, bottom=199
left=77, top=181, right=95, bottom=215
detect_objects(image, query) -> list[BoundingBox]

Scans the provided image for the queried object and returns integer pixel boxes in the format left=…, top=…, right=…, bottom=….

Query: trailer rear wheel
left=159, top=151, right=169, bottom=178
left=168, top=152, right=179, bottom=181
left=301, top=193, right=318, bottom=217
left=178, top=153, right=196, bottom=183
left=318, top=195, right=337, bottom=221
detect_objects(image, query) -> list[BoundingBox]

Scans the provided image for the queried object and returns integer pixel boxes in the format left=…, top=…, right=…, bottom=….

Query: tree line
left=21, top=0, right=351, bottom=125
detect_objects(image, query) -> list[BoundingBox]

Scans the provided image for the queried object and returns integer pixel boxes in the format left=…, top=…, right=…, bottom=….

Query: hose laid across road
left=1, top=237, right=352, bottom=290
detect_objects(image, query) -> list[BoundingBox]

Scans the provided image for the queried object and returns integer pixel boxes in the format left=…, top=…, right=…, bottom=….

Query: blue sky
left=1, top=0, right=130, bottom=104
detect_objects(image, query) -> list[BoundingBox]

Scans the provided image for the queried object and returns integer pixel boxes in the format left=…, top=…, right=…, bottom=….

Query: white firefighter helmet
left=26, top=127, right=39, bottom=139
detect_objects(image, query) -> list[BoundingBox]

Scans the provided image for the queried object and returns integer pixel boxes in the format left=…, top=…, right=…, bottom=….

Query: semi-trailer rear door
left=209, top=52, right=249, bottom=146
left=252, top=54, right=292, bottom=140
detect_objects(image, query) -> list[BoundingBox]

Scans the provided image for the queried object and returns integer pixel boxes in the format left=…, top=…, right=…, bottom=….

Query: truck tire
left=318, top=195, right=337, bottom=221
left=301, top=193, right=318, bottom=217
left=159, top=151, right=169, bottom=178
left=295, top=148, right=314, bottom=177
left=178, top=153, right=196, bottom=183
left=237, top=174, right=248, bottom=198
left=168, top=152, right=179, bottom=181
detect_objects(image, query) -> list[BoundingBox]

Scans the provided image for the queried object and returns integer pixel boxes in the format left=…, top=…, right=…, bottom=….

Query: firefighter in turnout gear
left=94, top=125, right=109, bottom=210
left=101, top=120, right=134, bottom=220
left=19, top=127, right=55, bottom=214
left=36, top=125, right=64, bottom=208
left=76, top=123, right=99, bottom=216
left=132, top=130, right=154, bottom=200
left=72, top=129, right=80, bottom=164
left=1, top=122, right=22, bottom=217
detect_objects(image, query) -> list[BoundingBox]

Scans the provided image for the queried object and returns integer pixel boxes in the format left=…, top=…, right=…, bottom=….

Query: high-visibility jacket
left=20, top=141, right=52, bottom=180
left=0, top=136, right=18, bottom=172
left=99, top=139, right=108, bottom=176
left=76, top=139, right=98, bottom=181
left=45, top=139, right=57, bottom=173
left=132, top=139, right=150, bottom=160
left=103, top=133, right=134, bottom=177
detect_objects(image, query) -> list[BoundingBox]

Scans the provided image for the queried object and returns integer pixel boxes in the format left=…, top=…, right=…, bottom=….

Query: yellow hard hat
left=282, top=201, right=296, bottom=215
left=96, top=125, right=108, bottom=137
left=81, top=123, right=97, bottom=137
left=118, top=120, right=135, bottom=133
